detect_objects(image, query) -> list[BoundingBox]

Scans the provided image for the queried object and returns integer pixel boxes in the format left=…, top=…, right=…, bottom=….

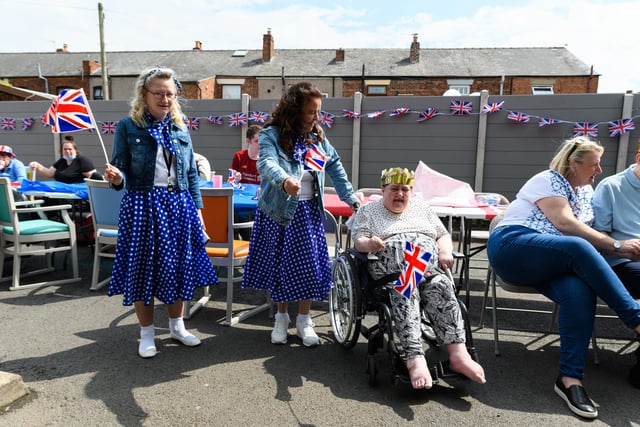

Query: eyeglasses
left=146, top=90, right=176, bottom=100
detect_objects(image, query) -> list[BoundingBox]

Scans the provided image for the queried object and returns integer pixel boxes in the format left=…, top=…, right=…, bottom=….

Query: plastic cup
left=212, top=175, right=223, bottom=188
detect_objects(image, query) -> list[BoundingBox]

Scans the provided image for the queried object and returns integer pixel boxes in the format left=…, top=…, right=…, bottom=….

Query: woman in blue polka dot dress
left=241, top=82, right=359, bottom=347
left=103, top=67, right=218, bottom=358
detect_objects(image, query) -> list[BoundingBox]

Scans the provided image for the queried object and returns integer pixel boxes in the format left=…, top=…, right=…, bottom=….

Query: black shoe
left=554, top=376, right=598, bottom=419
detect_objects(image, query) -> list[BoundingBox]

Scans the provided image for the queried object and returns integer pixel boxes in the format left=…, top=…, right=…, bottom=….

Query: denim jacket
left=257, top=125, right=358, bottom=226
left=110, top=116, right=203, bottom=208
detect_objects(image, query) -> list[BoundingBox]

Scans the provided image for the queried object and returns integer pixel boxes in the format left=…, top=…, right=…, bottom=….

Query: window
left=93, top=86, right=103, bottom=100
left=449, top=85, right=470, bottom=95
left=222, top=85, right=241, bottom=99
left=447, top=79, right=473, bottom=96
left=532, top=85, right=554, bottom=95
left=367, top=86, right=387, bottom=96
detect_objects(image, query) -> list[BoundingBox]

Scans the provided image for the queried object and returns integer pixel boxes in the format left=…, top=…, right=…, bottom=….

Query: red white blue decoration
left=249, top=111, right=269, bottom=123
left=318, top=111, right=335, bottom=128
left=507, top=111, right=531, bottom=123
left=304, top=143, right=326, bottom=171
left=43, top=88, right=96, bottom=133
left=101, top=121, right=117, bottom=134
left=394, top=241, right=431, bottom=299
left=481, top=101, right=504, bottom=114
left=184, top=117, right=200, bottom=131
left=573, top=122, right=598, bottom=138
left=417, top=108, right=440, bottom=122
left=206, top=115, right=223, bottom=125
left=450, top=100, right=473, bottom=115
left=227, top=112, right=248, bottom=127
left=1, top=118, right=16, bottom=131
left=607, top=118, right=635, bottom=137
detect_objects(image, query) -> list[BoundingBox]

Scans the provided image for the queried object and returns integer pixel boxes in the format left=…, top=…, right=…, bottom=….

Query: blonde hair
left=549, top=136, right=604, bottom=177
left=129, top=66, right=185, bottom=129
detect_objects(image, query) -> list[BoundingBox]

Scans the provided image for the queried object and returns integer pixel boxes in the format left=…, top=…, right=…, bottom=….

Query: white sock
left=297, top=314, right=311, bottom=324
left=169, top=317, right=193, bottom=339
left=139, top=325, right=155, bottom=349
left=275, top=312, right=290, bottom=322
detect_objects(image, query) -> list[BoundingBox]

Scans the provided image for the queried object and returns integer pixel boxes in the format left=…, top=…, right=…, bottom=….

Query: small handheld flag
left=394, top=241, right=431, bottom=299
left=304, top=143, right=326, bottom=171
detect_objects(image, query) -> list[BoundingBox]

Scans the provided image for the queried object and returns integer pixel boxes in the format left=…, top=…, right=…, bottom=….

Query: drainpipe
left=37, top=63, right=49, bottom=94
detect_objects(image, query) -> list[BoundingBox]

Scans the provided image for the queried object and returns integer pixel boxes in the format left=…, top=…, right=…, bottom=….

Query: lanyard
left=162, top=147, right=173, bottom=177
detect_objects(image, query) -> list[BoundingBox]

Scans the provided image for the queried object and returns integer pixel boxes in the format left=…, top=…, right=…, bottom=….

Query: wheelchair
left=329, top=246, right=478, bottom=387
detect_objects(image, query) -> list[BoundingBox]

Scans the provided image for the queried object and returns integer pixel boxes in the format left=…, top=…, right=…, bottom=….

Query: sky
left=1, top=0, right=638, bottom=94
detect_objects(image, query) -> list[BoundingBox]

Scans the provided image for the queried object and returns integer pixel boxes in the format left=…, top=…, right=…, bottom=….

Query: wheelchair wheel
left=457, top=298, right=479, bottom=363
left=329, top=252, right=362, bottom=349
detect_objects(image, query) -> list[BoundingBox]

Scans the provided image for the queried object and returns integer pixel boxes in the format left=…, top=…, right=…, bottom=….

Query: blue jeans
left=487, top=225, right=640, bottom=379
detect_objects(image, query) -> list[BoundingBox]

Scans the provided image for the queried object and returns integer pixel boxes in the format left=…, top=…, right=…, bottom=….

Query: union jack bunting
left=318, top=111, right=335, bottom=128
left=304, top=143, right=326, bottom=172
left=481, top=101, right=504, bottom=114
left=184, top=117, right=200, bottom=131
left=608, top=118, right=635, bottom=137
left=389, top=107, right=411, bottom=117
left=506, top=111, right=531, bottom=123
left=46, top=88, right=96, bottom=133
left=21, top=118, right=35, bottom=131
left=450, top=100, right=473, bottom=115
left=227, top=112, right=248, bottom=127
left=538, top=117, right=561, bottom=127
left=367, top=110, right=386, bottom=119
left=101, top=121, right=117, bottom=134
left=206, top=115, right=224, bottom=125
left=1, top=118, right=16, bottom=131
left=394, top=241, right=431, bottom=299
left=416, top=108, right=440, bottom=122
left=573, top=122, right=598, bottom=138
left=342, top=109, right=361, bottom=119
left=249, top=111, right=269, bottom=123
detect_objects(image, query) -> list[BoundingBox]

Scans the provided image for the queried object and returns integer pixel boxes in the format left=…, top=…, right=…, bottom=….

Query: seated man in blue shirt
left=0, top=145, right=27, bottom=182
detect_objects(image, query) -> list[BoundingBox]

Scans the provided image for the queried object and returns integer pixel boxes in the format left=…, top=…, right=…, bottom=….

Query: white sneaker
left=296, top=319, right=320, bottom=347
left=271, top=315, right=289, bottom=344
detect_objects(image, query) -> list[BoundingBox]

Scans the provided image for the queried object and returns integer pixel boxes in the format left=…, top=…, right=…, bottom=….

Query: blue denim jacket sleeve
left=256, top=126, right=357, bottom=225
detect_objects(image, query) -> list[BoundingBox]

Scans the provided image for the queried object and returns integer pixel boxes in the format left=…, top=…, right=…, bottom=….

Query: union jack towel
left=304, top=143, right=326, bottom=172
left=394, top=241, right=432, bottom=299
left=573, top=122, right=598, bottom=138
left=608, top=119, right=635, bottom=137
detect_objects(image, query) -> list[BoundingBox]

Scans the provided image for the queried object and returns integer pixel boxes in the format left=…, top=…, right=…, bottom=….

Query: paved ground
left=0, top=243, right=639, bottom=426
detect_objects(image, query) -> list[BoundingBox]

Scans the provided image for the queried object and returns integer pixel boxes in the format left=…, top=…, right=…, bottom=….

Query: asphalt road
left=0, top=245, right=639, bottom=426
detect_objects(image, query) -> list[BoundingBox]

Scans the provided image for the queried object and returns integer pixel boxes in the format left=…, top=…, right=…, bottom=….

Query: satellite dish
left=442, top=89, right=462, bottom=96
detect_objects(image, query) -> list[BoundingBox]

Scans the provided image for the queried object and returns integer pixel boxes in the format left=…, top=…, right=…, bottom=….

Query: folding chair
left=185, top=187, right=270, bottom=325
left=85, top=178, right=124, bottom=291
left=0, top=177, right=80, bottom=290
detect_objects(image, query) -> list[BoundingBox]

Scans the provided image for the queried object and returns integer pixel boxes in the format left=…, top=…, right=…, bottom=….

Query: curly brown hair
left=265, top=82, right=325, bottom=154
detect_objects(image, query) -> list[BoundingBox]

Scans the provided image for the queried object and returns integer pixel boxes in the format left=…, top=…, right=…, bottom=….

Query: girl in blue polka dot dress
left=104, top=67, right=218, bottom=358
left=241, top=82, right=359, bottom=347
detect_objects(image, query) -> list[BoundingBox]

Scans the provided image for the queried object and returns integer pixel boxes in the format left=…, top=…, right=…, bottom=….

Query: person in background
left=487, top=136, right=640, bottom=419
left=0, top=145, right=27, bottom=182
left=231, top=125, right=262, bottom=239
left=194, top=152, right=211, bottom=181
left=29, top=134, right=100, bottom=183
left=351, top=167, right=486, bottom=389
left=231, top=124, right=261, bottom=185
left=242, top=82, right=359, bottom=347
left=103, top=66, right=218, bottom=358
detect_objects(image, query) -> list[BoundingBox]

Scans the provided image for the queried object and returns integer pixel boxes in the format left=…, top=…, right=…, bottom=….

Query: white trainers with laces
left=271, top=314, right=290, bottom=344
left=296, top=319, right=320, bottom=347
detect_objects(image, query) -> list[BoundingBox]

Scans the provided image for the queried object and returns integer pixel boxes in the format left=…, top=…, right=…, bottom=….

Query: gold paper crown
left=380, top=167, right=415, bottom=186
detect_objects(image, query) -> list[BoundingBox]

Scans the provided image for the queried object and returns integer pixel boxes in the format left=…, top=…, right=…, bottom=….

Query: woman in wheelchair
left=351, top=167, right=486, bottom=389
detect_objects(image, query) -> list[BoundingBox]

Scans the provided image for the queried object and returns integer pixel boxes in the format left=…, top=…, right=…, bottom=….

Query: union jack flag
left=608, top=118, right=635, bottom=137
left=394, top=241, right=432, bottom=299
left=304, top=143, right=326, bottom=171
left=184, top=117, right=200, bottom=131
left=1, top=118, right=16, bottom=131
left=42, top=97, right=57, bottom=127
left=450, top=100, right=472, bottom=115
left=206, top=115, right=224, bottom=125
left=101, top=121, right=117, bottom=134
left=318, top=111, right=335, bottom=128
left=481, top=101, right=504, bottom=114
left=367, top=110, right=386, bottom=119
left=228, top=168, right=242, bottom=189
left=45, top=88, right=96, bottom=133
left=506, top=111, right=531, bottom=123
left=21, top=118, right=35, bottom=131
left=227, top=112, right=248, bottom=127
left=416, top=108, right=440, bottom=122
left=249, top=111, right=269, bottom=123
left=538, top=117, right=561, bottom=127
left=390, top=107, right=411, bottom=117
left=342, top=109, right=361, bottom=119
left=573, top=122, right=598, bottom=138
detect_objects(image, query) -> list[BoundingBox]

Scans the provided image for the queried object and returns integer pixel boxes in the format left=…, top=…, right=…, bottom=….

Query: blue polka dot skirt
left=241, top=198, right=333, bottom=302
left=108, top=187, right=218, bottom=306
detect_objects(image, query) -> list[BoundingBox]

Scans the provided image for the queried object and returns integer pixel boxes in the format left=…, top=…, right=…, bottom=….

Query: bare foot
left=406, top=356, right=433, bottom=389
left=447, top=343, right=486, bottom=384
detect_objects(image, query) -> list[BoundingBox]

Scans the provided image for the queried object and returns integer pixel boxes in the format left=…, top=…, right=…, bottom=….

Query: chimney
left=56, top=43, right=69, bottom=53
left=193, top=40, right=202, bottom=50
left=409, top=33, right=419, bottom=63
left=263, top=28, right=274, bottom=63
left=335, top=48, right=345, bottom=63
left=82, top=60, right=101, bottom=75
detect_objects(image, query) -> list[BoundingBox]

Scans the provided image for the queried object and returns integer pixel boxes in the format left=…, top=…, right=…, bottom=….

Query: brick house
left=0, top=30, right=598, bottom=101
